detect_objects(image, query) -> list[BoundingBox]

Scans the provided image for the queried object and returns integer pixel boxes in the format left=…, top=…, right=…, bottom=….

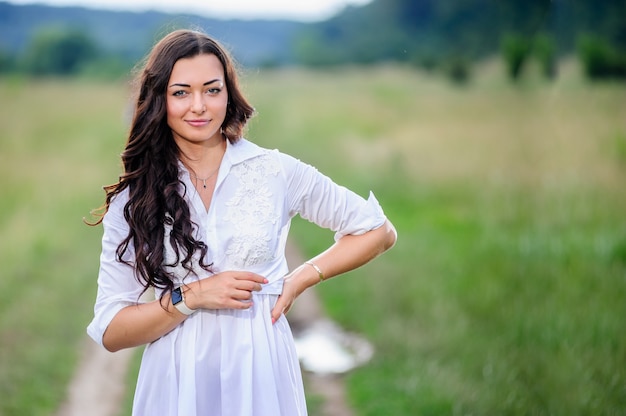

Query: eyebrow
left=168, top=78, right=223, bottom=88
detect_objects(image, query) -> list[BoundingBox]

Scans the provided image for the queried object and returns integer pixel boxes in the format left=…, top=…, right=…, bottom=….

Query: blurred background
left=0, top=0, right=625, bottom=415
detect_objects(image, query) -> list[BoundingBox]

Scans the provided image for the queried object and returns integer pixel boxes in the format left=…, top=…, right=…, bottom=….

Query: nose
left=191, top=94, right=206, bottom=114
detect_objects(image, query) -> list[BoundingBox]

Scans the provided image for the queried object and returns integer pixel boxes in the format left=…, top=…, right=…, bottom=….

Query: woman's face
left=166, top=53, right=228, bottom=147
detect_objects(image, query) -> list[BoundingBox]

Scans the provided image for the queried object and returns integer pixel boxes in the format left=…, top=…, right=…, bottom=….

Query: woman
left=87, top=29, right=396, bottom=416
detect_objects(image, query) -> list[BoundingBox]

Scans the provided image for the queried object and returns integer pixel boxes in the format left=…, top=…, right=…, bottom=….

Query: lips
left=186, top=119, right=210, bottom=127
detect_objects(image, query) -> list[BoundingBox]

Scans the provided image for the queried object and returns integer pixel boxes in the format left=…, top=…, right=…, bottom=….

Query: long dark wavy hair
left=89, top=29, right=254, bottom=298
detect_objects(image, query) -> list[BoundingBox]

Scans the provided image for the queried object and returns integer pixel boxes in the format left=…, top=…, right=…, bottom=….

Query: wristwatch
left=171, top=287, right=196, bottom=315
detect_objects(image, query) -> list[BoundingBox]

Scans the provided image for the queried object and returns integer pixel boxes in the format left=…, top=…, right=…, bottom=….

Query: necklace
left=186, top=140, right=226, bottom=190
left=190, top=167, right=219, bottom=189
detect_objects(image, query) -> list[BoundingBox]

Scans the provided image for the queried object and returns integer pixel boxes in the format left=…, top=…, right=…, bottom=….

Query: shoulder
left=108, top=187, right=129, bottom=211
left=228, top=138, right=269, bottom=161
left=228, top=138, right=303, bottom=170
left=103, top=188, right=130, bottom=228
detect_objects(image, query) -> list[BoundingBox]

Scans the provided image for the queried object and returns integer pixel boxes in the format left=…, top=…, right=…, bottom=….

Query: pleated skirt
left=132, top=293, right=307, bottom=416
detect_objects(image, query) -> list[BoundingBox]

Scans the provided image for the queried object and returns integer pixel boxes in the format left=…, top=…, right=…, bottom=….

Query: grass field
left=1, top=60, right=625, bottom=415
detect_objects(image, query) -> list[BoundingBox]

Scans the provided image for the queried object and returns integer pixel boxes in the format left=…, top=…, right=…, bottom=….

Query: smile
left=186, top=119, right=210, bottom=127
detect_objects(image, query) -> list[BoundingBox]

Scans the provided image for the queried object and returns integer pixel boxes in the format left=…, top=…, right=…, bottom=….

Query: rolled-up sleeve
left=87, top=191, right=144, bottom=346
left=281, top=152, right=387, bottom=241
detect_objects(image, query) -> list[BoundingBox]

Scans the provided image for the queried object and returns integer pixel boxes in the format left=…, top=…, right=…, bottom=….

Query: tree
left=22, top=27, right=99, bottom=76
left=0, top=48, right=16, bottom=73
left=501, top=34, right=531, bottom=81
left=533, top=34, right=557, bottom=79
left=577, top=34, right=626, bottom=80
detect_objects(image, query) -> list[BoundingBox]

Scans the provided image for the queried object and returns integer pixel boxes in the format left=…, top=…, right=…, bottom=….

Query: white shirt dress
left=87, top=138, right=388, bottom=416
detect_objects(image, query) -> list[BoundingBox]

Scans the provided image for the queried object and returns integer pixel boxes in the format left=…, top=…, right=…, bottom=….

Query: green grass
left=1, top=59, right=625, bottom=415
left=247, top=60, right=626, bottom=414
left=0, top=77, right=127, bottom=415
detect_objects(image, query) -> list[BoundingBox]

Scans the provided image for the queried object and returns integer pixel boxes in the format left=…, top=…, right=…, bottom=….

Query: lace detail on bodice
left=223, top=153, right=282, bottom=268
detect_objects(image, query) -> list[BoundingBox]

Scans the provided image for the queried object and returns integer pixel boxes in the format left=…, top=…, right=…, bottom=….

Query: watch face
left=171, top=287, right=183, bottom=305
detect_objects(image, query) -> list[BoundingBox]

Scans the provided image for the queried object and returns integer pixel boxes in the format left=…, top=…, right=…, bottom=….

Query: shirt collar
left=223, top=138, right=267, bottom=167
left=176, top=138, right=266, bottom=181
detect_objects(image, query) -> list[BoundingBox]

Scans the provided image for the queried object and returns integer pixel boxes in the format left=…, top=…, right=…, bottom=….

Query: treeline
left=0, top=26, right=125, bottom=78
left=0, top=1, right=300, bottom=77
left=295, top=0, right=626, bottom=81
left=0, top=0, right=624, bottom=81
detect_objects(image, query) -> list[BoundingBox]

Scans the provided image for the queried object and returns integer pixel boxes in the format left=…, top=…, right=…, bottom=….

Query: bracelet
left=304, top=260, right=326, bottom=282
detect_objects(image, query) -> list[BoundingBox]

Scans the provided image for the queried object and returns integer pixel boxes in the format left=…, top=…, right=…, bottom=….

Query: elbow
left=103, top=341, right=122, bottom=353
left=383, top=219, right=397, bottom=251
left=360, top=220, right=396, bottom=254
left=102, top=327, right=126, bottom=353
left=102, top=334, right=121, bottom=353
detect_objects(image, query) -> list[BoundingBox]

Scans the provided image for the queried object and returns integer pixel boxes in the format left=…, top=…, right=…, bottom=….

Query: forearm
left=314, top=219, right=397, bottom=280
left=102, top=293, right=187, bottom=352
left=289, top=219, right=397, bottom=292
left=272, top=219, right=396, bottom=321
left=101, top=270, right=267, bottom=351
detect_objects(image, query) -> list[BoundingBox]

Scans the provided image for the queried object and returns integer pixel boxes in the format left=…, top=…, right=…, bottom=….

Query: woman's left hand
left=270, top=277, right=298, bottom=324
left=270, top=264, right=319, bottom=324
left=270, top=220, right=397, bottom=324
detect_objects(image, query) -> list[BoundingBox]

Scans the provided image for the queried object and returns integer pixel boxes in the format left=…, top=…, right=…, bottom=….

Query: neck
left=179, top=137, right=226, bottom=178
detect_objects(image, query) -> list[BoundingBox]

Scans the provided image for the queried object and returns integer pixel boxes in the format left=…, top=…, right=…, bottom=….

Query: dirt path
left=55, top=338, right=135, bottom=416
left=285, top=242, right=356, bottom=416
left=56, top=239, right=355, bottom=416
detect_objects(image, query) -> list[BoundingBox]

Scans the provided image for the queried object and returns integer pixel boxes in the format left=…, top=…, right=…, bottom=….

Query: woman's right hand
left=184, top=271, right=268, bottom=310
left=102, top=271, right=267, bottom=351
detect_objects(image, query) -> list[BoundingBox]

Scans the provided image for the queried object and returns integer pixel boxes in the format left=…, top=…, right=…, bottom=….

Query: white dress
left=87, top=138, right=387, bottom=416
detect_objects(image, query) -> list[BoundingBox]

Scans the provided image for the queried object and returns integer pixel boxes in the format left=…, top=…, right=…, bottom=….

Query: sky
left=6, top=0, right=372, bottom=21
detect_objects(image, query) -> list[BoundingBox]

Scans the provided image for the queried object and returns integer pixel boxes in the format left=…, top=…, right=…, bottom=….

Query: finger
left=271, top=297, right=285, bottom=324
left=232, top=289, right=254, bottom=301
left=236, top=281, right=264, bottom=292
left=225, top=301, right=253, bottom=310
left=223, top=297, right=253, bottom=309
left=234, top=272, right=268, bottom=284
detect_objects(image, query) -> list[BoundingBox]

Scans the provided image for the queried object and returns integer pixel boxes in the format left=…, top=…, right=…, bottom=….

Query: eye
left=206, top=87, right=222, bottom=95
left=172, top=90, right=188, bottom=97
